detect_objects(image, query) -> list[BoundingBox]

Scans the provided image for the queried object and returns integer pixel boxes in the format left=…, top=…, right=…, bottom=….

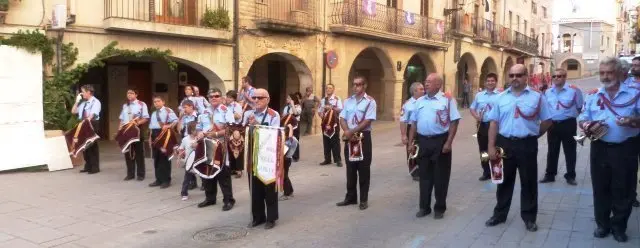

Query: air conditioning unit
left=178, top=72, right=188, bottom=85
left=51, top=4, right=67, bottom=30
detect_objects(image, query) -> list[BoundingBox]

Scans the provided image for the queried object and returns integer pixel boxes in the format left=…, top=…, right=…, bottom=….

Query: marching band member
left=71, top=85, right=102, bottom=174
left=318, top=84, right=343, bottom=167
left=179, top=85, right=206, bottom=115
left=195, top=88, right=236, bottom=211
left=335, top=76, right=377, bottom=211
left=578, top=57, right=640, bottom=243
left=148, top=95, right=178, bottom=188
left=470, top=73, right=500, bottom=181
left=177, top=121, right=198, bottom=201
left=408, top=74, right=461, bottom=219
left=238, top=76, right=257, bottom=108
left=243, top=88, right=281, bottom=229
left=400, top=82, right=424, bottom=181
left=282, top=93, right=301, bottom=162
left=177, top=100, right=199, bottom=190
left=539, top=69, right=583, bottom=186
left=118, top=89, right=149, bottom=181
left=226, top=90, right=244, bottom=124
left=625, top=57, right=640, bottom=208
left=485, top=64, right=552, bottom=232
left=193, top=86, right=211, bottom=110
left=281, top=121, right=299, bottom=201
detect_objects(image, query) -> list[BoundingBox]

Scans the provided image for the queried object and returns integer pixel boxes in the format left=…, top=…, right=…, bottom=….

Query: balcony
left=103, top=0, right=232, bottom=41
left=254, top=0, right=319, bottom=34
left=450, top=11, right=474, bottom=37
left=491, top=24, right=512, bottom=48
left=473, top=17, right=492, bottom=43
left=329, top=0, right=448, bottom=49
left=509, top=31, right=538, bottom=55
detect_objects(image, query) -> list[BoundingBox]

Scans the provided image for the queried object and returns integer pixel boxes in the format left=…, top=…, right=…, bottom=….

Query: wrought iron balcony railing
left=451, top=11, right=474, bottom=36
left=254, top=0, right=318, bottom=32
left=473, top=17, right=493, bottom=42
left=330, top=0, right=447, bottom=43
left=492, top=24, right=512, bottom=47
left=104, top=0, right=230, bottom=30
left=513, top=31, right=538, bottom=55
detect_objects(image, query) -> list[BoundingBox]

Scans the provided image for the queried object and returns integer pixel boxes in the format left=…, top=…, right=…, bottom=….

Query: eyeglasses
left=552, top=75, right=566, bottom=78
left=508, top=73, right=526, bottom=78
left=353, top=83, right=364, bottom=86
left=209, top=95, right=221, bottom=98
left=252, top=96, right=268, bottom=100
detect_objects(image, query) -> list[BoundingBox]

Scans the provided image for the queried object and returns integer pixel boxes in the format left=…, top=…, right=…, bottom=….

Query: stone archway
left=560, top=58, right=583, bottom=79
left=503, top=56, right=514, bottom=88
left=246, top=52, right=313, bottom=112
left=347, top=47, right=396, bottom=119
left=456, top=52, right=478, bottom=108
left=479, top=57, right=498, bottom=90
left=403, top=53, right=437, bottom=101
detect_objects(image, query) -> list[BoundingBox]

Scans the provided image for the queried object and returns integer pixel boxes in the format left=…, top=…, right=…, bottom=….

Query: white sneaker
left=181, top=196, right=188, bottom=201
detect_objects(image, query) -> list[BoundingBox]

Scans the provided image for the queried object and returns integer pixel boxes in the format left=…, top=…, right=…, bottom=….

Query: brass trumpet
left=480, top=147, right=506, bottom=162
left=573, top=121, right=608, bottom=146
left=408, top=140, right=419, bottom=159
left=342, top=132, right=363, bottom=142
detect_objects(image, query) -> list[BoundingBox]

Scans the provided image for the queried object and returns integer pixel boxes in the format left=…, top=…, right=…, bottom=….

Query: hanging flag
left=405, top=12, right=415, bottom=25
left=363, top=0, right=376, bottom=16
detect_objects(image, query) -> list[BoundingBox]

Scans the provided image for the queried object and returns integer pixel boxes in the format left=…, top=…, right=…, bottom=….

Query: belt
left=593, top=138, right=633, bottom=147
left=418, top=132, right=448, bottom=139
left=499, top=135, right=536, bottom=141
left=479, top=121, right=490, bottom=125
left=552, top=118, right=576, bottom=124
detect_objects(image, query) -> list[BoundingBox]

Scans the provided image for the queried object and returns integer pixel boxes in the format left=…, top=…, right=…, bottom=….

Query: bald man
left=243, top=88, right=281, bottom=229
left=484, top=64, right=552, bottom=232
left=408, top=74, right=461, bottom=219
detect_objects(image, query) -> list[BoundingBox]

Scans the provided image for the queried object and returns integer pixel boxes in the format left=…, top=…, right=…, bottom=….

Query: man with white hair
left=578, top=56, right=640, bottom=243
left=399, top=81, right=425, bottom=181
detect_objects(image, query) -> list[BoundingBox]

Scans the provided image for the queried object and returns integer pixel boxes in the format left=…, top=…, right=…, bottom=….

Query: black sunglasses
left=252, top=96, right=268, bottom=100
left=209, top=94, right=221, bottom=98
left=508, top=73, right=526, bottom=78
left=551, top=75, right=566, bottom=78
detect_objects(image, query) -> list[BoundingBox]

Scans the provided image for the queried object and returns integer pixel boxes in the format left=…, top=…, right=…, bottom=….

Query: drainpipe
left=232, top=0, right=240, bottom=90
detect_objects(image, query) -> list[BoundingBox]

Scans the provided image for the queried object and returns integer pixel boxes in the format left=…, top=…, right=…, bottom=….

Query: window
left=524, top=20, right=527, bottom=34
left=607, top=37, right=610, bottom=48
left=387, top=0, right=397, bottom=8
left=509, top=11, right=513, bottom=29
left=517, top=15, right=520, bottom=31
left=532, top=2, right=537, bottom=15
left=567, top=60, right=579, bottom=70
left=542, top=7, right=547, bottom=18
left=420, top=0, right=428, bottom=16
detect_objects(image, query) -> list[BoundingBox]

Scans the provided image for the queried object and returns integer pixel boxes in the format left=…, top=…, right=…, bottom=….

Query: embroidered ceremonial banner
left=246, top=125, right=285, bottom=190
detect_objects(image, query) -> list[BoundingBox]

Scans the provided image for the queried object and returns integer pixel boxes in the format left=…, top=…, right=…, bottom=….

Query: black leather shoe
left=525, top=222, right=538, bottom=232
left=478, top=175, right=491, bottom=181
left=336, top=162, right=343, bottom=167
left=248, top=220, right=265, bottom=228
left=319, top=161, right=331, bottom=166
left=222, top=202, right=234, bottom=211
left=197, top=200, right=216, bottom=208
left=632, top=199, right=640, bottom=208
left=136, top=176, right=144, bottom=181
left=359, top=202, right=368, bottom=210
left=416, top=209, right=431, bottom=218
left=485, top=217, right=506, bottom=227
left=566, top=179, right=577, bottom=186
left=123, top=176, right=134, bottom=181
left=88, top=170, right=100, bottom=174
left=593, top=227, right=610, bottom=238
left=79, top=169, right=89, bottom=173
left=434, top=212, right=444, bottom=219
left=612, top=231, right=628, bottom=242
left=264, top=221, right=276, bottom=229
left=159, top=183, right=170, bottom=189
left=148, top=181, right=161, bottom=187
left=336, top=200, right=357, bottom=207
left=539, top=177, right=555, bottom=183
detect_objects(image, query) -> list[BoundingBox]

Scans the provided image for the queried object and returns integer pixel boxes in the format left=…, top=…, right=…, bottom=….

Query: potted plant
left=0, top=0, right=9, bottom=11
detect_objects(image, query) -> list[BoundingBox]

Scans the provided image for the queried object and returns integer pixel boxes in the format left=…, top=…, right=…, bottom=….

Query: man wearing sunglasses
left=195, top=88, right=236, bottom=211
left=539, top=69, right=583, bottom=186
left=242, top=89, right=281, bottom=229
left=485, top=64, right=553, bottom=232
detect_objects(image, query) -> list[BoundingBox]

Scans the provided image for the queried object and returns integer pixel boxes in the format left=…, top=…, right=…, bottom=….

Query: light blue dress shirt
left=119, top=100, right=150, bottom=124
left=544, top=84, right=584, bottom=121
left=487, top=86, right=552, bottom=138
left=577, top=84, right=640, bottom=143
left=410, top=92, right=462, bottom=136
left=399, top=97, right=419, bottom=123
left=180, top=112, right=198, bottom=136
left=227, top=102, right=244, bottom=124
left=470, top=89, right=500, bottom=122
left=238, top=87, right=256, bottom=108
left=282, top=104, right=302, bottom=121
left=149, top=107, right=178, bottom=129
left=77, top=97, right=102, bottom=120
left=242, top=108, right=281, bottom=127
left=317, top=94, right=343, bottom=114
left=179, top=96, right=208, bottom=115
left=197, top=104, right=234, bottom=132
left=339, top=93, right=377, bottom=131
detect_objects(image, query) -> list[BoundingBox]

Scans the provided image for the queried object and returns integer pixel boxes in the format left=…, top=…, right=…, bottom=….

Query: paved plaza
left=0, top=77, right=638, bottom=248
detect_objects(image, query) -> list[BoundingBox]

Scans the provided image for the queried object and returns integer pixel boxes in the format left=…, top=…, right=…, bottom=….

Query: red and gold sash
left=596, top=92, right=640, bottom=117
left=514, top=95, right=543, bottom=120
left=321, top=100, right=338, bottom=138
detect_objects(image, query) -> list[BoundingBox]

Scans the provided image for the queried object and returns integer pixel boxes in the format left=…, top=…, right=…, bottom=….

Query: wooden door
left=128, top=63, right=152, bottom=157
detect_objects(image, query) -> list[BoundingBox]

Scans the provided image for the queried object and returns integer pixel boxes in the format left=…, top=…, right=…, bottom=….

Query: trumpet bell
left=573, top=135, right=586, bottom=146
left=480, top=152, right=489, bottom=162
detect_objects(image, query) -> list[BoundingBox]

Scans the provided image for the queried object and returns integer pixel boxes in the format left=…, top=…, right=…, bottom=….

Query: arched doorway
left=247, top=53, right=312, bottom=112
left=561, top=58, right=582, bottom=79
left=503, top=56, right=514, bottom=88
left=403, top=53, right=437, bottom=100
left=456, top=53, right=478, bottom=107
left=479, top=57, right=498, bottom=90
left=348, top=47, right=395, bottom=118
left=77, top=56, right=222, bottom=141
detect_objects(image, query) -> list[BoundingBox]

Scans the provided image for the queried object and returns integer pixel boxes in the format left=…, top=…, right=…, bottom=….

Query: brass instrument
left=480, top=147, right=506, bottom=163
left=407, top=140, right=419, bottom=175
left=573, top=120, right=608, bottom=146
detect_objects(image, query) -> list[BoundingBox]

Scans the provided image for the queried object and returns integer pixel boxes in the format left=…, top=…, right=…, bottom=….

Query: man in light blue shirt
left=148, top=95, right=178, bottom=189
left=470, top=73, right=500, bottom=181
left=336, top=76, right=377, bottom=211
left=71, top=84, right=102, bottom=174
left=177, top=100, right=199, bottom=190
left=485, top=64, right=552, bottom=232
left=318, top=84, right=344, bottom=167
left=408, top=73, right=461, bottom=220
left=118, top=89, right=150, bottom=182
left=577, top=57, right=640, bottom=243
left=540, top=68, right=584, bottom=186
left=238, top=76, right=257, bottom=108
left=399, top=82, right=424, bottom=181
